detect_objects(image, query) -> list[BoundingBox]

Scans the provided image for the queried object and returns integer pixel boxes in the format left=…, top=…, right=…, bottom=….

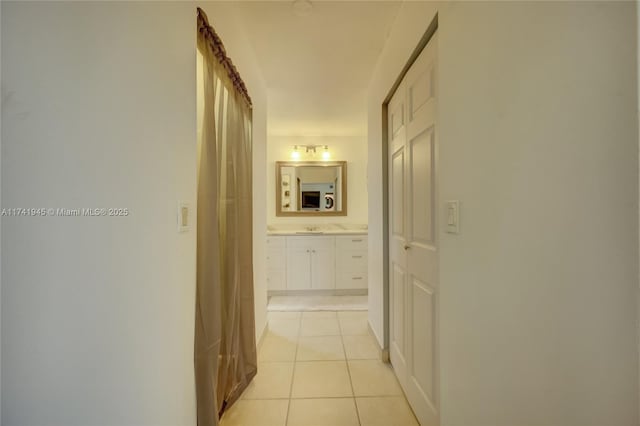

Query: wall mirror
left=276, top=161, right=347, bottom=216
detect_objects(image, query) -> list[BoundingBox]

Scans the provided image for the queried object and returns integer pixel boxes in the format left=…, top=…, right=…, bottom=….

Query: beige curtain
left=195, top=8, right=257, bottom=426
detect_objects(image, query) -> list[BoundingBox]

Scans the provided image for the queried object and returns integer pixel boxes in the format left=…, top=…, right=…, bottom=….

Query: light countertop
left=267, top=224, right=367, bottom=236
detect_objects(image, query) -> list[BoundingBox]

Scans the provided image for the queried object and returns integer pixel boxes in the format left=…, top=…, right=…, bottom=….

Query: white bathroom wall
left=199, top=1, right=269, bottom=345
left=368, top=1, right=638, bottom=424
left=267, top=135, right=368, bottom=225
left=2, top=2, right=198, bottom=425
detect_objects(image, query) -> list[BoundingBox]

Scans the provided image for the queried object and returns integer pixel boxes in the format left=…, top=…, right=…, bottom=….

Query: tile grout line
left=284, top=311, right=302, bottom=426
left=338, top=311, right=363, bottom=426
left=261, top=310, right=415, bottom=425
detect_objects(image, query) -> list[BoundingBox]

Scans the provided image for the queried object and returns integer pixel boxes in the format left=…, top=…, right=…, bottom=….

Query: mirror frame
left=276, top=161, right=348, bottom=217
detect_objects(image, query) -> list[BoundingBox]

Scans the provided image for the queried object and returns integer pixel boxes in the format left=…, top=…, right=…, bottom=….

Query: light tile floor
left=220, top=311, right=419, bottom=426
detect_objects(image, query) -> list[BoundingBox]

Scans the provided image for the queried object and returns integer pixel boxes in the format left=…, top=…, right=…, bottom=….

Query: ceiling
left=233, top=1, right=402, bottom=136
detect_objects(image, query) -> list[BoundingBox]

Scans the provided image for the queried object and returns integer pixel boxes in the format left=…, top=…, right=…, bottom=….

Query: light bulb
left=322, top=146, right=330, bottom=160
left=291, top=146, right=301, bottom=160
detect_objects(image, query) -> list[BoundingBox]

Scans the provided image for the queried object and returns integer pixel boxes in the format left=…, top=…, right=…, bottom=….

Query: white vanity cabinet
left=266, top=233, right=367, bottom=292
left=286, top=236, right=335, bottom=289
left=266, top=236, right=287, bottom=290
left=335, top=235, right=368, bottom=289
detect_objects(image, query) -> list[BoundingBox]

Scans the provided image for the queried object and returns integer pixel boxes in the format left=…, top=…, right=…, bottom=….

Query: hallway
left=220, top=311, right=418, bottom=426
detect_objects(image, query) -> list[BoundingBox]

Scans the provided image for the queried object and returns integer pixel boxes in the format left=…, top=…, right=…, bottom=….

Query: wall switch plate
left=178, top=202, right=190, bottom=232
left=446, top=200, right=459, bottom=234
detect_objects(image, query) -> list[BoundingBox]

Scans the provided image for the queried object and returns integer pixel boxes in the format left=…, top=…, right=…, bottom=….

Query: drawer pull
left=352, top=277, right=363, bottom=280
left=352, top=239, right=362, bottom=242
left=352, top=255, right=363, bottom=259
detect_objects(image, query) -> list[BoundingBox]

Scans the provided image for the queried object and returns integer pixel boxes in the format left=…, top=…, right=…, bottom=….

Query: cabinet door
left=286, top=248, right=311, bottom=289
left=267, top=268, right=286, bottom=290
left=267, top=247, right=286, bottom=270
left=311, top=248, right=335, bottom=289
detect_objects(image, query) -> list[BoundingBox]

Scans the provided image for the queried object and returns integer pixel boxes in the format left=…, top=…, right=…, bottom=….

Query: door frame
left=381, top=13, right=439, bottom=363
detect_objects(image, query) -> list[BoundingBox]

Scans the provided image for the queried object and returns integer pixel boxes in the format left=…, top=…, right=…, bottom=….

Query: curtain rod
left=197, top=7, right=253, bottom=108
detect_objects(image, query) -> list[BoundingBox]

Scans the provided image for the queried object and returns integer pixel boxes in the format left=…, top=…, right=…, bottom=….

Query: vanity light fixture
left=291, top=144, right=330, bottom=160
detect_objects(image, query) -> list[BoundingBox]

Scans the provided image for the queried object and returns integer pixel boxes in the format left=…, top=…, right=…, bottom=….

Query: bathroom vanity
left=266, top=225, right=368, bottom=293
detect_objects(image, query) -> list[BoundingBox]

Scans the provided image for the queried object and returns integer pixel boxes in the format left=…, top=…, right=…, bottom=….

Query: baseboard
left=256, top=321, right=268, bottom=352
left=368, top=320, right=389, bottom=363
left=381, top=347, right=390, bottom=363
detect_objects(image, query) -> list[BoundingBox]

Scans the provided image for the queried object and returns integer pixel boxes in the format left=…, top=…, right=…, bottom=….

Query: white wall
left=198, top=1, right=269, bottom=345
left=267, top=135, right=368, bottom=225
left=1, top=2, right=197, bottom=425
left=368, top=1, right=639, bottom=424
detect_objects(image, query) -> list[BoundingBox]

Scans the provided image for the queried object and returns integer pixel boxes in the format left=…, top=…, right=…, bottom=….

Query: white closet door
left=388, top=31, right=439, bottom=426
left=389, top=80, right=409, bottom=387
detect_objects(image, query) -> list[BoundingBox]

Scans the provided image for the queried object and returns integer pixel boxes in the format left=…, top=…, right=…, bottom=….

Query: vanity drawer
left=336, top=251, right=368, bottom=273
left=336, top=273, right=368, bottom=289
left=336, top=235, right=367, bottom=251
left=267, top=236, right=286, bottom=249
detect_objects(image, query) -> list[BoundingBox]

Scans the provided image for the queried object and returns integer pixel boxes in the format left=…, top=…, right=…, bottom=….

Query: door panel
left=392, top=149, right=405, bottom=236
left=391, top=263, right=406, bottom=361
left=411, top=278, right=435, bottom=401
left=389, top=31, right=439, bottom=426
left=409, top=65, right=434, bottom=119
left=390, top=98, right=405, bottom=138
left=390, top=261, right=407, bottom=388
left=409, top=127, right=435, bottom=245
